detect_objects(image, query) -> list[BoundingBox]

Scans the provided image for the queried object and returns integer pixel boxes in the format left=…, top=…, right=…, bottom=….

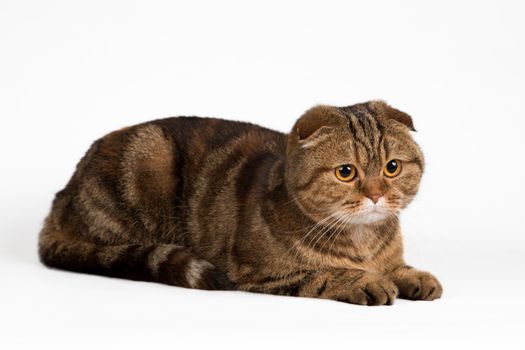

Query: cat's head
left=285, top=101, right=424, bottom=226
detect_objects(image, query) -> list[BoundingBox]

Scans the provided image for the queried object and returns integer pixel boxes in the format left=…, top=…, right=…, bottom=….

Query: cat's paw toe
left=342, top=277, right=398, bottom=306
left=398, top=272, right=442, bottom=301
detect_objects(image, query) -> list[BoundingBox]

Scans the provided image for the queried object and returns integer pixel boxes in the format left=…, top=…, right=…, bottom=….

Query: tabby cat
left=39, top=101, right=442, bottom=306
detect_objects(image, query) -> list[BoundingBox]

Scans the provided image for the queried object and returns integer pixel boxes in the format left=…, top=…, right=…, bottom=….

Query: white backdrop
left=1, top=0, right=524, bottom=349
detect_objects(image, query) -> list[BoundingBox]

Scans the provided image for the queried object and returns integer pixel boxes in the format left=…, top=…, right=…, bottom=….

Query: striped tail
left=38, top=221, right=233, bottom=290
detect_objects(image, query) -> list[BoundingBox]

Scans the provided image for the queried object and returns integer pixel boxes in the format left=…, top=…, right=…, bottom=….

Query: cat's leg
left=388, top=265, right=442, bottom=301
left=239, top=269, right=398, bottom=306
left=38, top=226, right=233, bottom=290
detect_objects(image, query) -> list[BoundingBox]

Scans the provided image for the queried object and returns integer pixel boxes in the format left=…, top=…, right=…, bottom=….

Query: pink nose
left=368, top=194, right=382, bottom=204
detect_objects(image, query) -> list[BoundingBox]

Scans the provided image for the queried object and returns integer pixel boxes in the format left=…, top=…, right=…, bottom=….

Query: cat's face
left=285, top=101, right=424, bottom=226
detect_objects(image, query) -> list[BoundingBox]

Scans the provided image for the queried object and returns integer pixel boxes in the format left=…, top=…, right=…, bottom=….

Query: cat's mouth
left=340, top=202, right=391, bottom=225
left=351, top=210, right=389, bottom=224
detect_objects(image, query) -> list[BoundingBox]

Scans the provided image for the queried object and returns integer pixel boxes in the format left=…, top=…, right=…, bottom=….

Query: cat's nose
left=361, top=177, right=386, bottom=204
left=367, top=194, right=382, bottom=204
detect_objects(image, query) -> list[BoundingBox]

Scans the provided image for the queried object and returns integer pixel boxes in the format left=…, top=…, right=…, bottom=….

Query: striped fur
left=38, top=101, right=442, bottom=305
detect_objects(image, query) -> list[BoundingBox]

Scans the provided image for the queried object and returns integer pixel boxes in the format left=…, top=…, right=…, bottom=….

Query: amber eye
left=384, top=159, right=402, bottom=178
left=335, top=164, right=357, bottom=182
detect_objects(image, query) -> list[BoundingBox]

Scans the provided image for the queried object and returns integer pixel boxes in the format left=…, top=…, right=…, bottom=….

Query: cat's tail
left=38, top=217, right=234, bottom=291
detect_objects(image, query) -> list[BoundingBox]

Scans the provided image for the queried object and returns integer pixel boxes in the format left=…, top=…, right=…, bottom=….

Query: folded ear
left=291, top=105, right=347, bottom=141
left=368, top=100, right=416, bottom=131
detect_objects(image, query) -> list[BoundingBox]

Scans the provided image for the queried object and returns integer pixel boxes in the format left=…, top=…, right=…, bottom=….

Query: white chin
left=349, top=211, right=389, bottom=225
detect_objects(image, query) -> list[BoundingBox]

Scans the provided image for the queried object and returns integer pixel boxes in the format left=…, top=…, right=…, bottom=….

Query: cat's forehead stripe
left=339, top=105, right=383, bottom=166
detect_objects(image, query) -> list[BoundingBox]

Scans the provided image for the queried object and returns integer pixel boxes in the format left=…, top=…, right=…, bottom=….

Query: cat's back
left=146, top=116, right=288, bottom=203
left=151, top=116, right=287, bottom=164
left=68, top=116, right=286, bottom=195
left=49, top=116, right=287, bottom=245
left=77, top=116, right=287, bottom=182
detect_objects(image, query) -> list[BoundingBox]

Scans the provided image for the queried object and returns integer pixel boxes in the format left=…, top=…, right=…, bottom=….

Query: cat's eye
left=335, top=164, right=357, bottom=182
left=384, top=159, right=402, bottom=178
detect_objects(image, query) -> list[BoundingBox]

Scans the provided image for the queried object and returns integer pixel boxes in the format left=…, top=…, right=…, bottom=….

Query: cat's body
left=39, top=101, right=442, bottom=305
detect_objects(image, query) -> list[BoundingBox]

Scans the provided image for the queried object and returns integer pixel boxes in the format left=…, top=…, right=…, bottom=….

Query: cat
left=38, top=100, right=442, bottom=306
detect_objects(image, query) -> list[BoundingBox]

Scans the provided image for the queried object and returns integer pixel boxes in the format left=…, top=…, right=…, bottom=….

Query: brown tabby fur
left=39, top=101, right=442, bottom=306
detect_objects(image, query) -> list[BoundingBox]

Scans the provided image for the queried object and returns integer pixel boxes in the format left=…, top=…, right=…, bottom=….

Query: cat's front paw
left=323, top=272, right=398, bottom=306
left=395, top=270, right=442, bottom=301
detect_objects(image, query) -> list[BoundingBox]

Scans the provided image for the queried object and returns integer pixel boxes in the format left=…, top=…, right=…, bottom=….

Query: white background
left=1, top=0, right=524, bottom=349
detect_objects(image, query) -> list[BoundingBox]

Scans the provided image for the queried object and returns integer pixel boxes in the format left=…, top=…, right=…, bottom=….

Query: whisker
left=263, top=202, right=337, bottom=233
left=285, top=212, right=339, bottom=266
left=298, top=214, right=340, bottom=267
left=304, top=214, right=343, bottom=267
left=319, top=214, right=349, bottom=256
left=327, top=215, right=352, bottom=255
